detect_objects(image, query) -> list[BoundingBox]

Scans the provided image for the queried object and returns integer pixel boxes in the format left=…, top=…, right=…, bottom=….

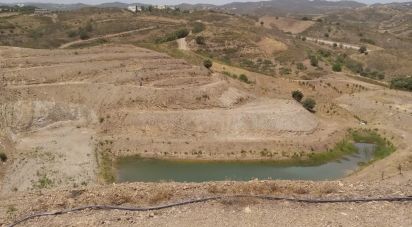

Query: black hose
left=8, top=195, right=412, bottom=227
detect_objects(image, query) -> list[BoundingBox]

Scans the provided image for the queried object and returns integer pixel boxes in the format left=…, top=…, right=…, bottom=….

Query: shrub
left=332, top=63, right=342, bottom=72
left=359, top=46, right=367, bottom=54
left=296, top=63, right=306, bottom=70
left=0, top=151, right=7, bottom=162
left=302, top=98, right=316, bottom=111
left=203, top=59, right=213, bottom=69
left=67, top=30, right=78, bottom=38
left=309, top=55, right=318, bottom=67
left=79, top=30, right=90, bottom=40
left=175, top=28, right=189, bottom=39
left=390, top=77, right=412, bottom=91
left=239, top=74, right=250, bottom=83
left=195, top=36, right=205, bottom=45
left=279, top=67, right=291, bottom=75
left=192, top=22, right=205, bottom=34
left=292, top=90, right=304, bottom=102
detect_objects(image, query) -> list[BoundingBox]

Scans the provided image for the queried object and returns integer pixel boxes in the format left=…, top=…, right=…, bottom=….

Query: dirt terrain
left=0, top=43, right=411, bottom=226
left=258, top=16, right=315, bottom=34
left=0, top=5, right=411, bottom=225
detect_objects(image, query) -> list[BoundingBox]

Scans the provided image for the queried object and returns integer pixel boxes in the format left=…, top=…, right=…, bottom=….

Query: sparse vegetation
left=292, top=90, right=304, bottom=102
left=239, top=74, right=250, bottom=84
left=309, top=55, right=319, bottom=67
left=302, top=98, right=316, bottom=111
left=34, top=174, right=54, bottom=189
left=332, top=63, right=342, bottom=72
left=156, top=28, right=189, bottom=43
left=390, top=77, right=412, bottom=91
left=0, top=150, right=7, bottom=162
left=203, top=59, right=213, bottom=69
left=195, top=36, right=205, bottom=45
left=359, top=46, right=367, bottom=54
left=192, top=22, right=205, bottom=34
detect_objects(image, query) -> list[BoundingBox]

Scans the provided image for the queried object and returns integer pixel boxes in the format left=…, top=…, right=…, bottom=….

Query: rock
left=244, top=206, right=252, bottom=213
left=149, top=212, right=155, bottom=218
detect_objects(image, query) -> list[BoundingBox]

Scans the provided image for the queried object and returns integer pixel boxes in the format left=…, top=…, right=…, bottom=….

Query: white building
left=127, top=5, right=142, bottom=13
left=155, top=5, right=166, bottom=10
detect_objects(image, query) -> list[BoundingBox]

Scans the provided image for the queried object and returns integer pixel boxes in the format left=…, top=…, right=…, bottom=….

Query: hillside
left=0, top=3, right=411, bottom=226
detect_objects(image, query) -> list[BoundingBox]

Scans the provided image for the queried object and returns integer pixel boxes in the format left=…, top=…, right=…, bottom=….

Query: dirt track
left=58, top=26, right=155, bottom=49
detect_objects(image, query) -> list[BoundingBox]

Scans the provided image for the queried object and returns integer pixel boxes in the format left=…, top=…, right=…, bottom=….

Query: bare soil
left=0, top=44, right=411, bottom=226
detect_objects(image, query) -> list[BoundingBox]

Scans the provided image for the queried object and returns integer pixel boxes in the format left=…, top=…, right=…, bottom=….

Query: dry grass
left=149, top=188, right=173, bottom=204
left=259, top=16, right=315, bottom=34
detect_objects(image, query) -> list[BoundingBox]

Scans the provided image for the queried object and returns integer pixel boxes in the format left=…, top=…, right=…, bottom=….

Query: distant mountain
left=0, top=1, right=147, bottom=10
left=0, top=0, right=371, bottom=13
left=219, top=0, right=366, bottom=15
left=174, top=3, right=216, bottom=10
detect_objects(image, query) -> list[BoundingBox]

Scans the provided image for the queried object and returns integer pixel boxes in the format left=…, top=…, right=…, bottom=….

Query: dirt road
left=59, top=26, right=155, bottom=49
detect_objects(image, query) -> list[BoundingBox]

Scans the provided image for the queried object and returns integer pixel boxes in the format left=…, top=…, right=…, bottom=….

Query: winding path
left=59, top=26, right=156, bottom=49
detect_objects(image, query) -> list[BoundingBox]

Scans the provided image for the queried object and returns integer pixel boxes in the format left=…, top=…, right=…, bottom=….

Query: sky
left=0, top=0, right=409, bottom=6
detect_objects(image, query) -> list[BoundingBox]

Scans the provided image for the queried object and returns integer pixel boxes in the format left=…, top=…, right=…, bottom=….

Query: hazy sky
left=0, top=0, right=409, bottom=5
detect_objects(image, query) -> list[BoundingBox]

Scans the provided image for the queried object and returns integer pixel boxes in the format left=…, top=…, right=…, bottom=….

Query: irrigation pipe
left=8, top=195, right=412, bottom=227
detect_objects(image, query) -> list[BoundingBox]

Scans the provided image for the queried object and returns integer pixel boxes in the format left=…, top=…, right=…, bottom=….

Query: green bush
left=292, top=90, right=304, bottom=102
left=332, top=63, right=342, bottom=72
left=0, top=151, right=7, bottom=162
left=156, top=28, right=189, bottom=43
left=175, top=28, right=189, bottom=39
left=239, top=74, right=250, bottom=83
left=79, top=30, right=90, bottom=40
left=309, top=55, right=318, bottom=67
left=296, top=63, right=306, bottom=70
left=203, top=59, right=213, bottom=69
left=192, top=22, right=205, bottom=34
left=302, top=98, right=316, bottom=111
left=390, top=77, right=412, bottom=91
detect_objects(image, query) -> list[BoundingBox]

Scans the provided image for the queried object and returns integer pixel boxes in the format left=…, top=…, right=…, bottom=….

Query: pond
left=116, top=143, right=376, bottom=183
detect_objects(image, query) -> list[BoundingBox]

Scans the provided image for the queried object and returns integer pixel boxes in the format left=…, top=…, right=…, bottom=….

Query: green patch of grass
left=289, top=129, right=395, bottom=166
left=350, top=129, right=395, bottom=160
left=95, top=142, right=115, bottom=183
left=34, top=174, right=53, bottom=189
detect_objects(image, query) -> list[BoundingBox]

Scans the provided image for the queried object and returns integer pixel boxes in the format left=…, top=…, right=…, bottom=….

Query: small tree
left=309, top=55, right=318, bottom=67
left=359, top=46, right=367, bottom=54
left=292, top=90, right=304, bottom=102
left=203, top=59, right=213, bottom=69
left=332, top=63, right=342, bottom=72
left=175, top=28, right=189, bottom=39
left=260, top=21, right=264, bottom=26
left=302, top=98, right=316, bottom=112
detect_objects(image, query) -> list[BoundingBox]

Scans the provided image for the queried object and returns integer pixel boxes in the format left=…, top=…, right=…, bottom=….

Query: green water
left=116, top=143, right=376, bottom=182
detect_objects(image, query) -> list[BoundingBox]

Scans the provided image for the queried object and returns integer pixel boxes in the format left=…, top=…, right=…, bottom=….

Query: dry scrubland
left=0, top=6, right=411, bottom=226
